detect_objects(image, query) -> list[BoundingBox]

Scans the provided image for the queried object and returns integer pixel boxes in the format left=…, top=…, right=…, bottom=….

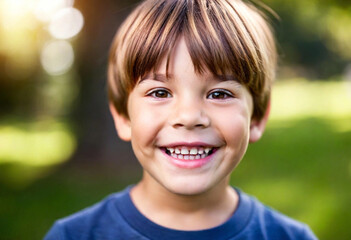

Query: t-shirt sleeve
left=43, top=222, right=65, bottom=240
left=300, top=224, right=319, bottom=240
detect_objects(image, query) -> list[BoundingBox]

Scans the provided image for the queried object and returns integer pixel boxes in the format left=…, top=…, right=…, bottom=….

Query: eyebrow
left=139, top=73, right=239, bottom=83
left=140, top=73, right=173, bottom=83
left=216, top=74, right=239, bottom=82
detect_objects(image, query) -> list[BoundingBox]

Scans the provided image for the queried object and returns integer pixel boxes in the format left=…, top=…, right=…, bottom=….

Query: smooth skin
left=110, top=38, right=269, bottom=230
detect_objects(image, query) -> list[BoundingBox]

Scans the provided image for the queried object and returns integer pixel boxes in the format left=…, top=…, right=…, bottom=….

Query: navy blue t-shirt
left=44, top=186, right=318, bottom=240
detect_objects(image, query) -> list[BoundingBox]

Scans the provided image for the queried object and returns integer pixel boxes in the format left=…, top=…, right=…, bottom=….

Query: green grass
left=1, top=80, right=351, bottom=239
left=231, top=116, right=351, bottom=239
left=0, top=118, right=75, bottom=167
left=0, top=166, right=141, bottom=240
left=0, top=116, right=349, bottom=239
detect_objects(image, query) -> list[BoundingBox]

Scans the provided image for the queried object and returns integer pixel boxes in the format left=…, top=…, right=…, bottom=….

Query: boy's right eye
left=146, top=89, right=172, bottom=98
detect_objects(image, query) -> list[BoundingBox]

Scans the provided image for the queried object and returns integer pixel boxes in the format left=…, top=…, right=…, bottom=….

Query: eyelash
left=146, top=88, right=234, bottom=100
left=207, top=89, right=234, bottom=100
left=146, top=88, right=172, bottom=98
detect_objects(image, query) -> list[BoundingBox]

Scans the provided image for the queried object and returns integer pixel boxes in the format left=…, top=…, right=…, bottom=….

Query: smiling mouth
left=162, top=146, right=216, bottom=160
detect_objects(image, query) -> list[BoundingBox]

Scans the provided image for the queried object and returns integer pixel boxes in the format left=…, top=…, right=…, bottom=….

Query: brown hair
left=108, top=0, right=277, bottom=120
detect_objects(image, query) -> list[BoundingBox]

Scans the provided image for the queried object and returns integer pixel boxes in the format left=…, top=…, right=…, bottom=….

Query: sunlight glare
left=49, top=7, right=84, bottom=39
left=34, top=0, right=74, bottom=22
left=41, top=40, right=74, bottom=75
left=271, top=79, right=351, bottom=120
left=0, top=123, right=76, bottom=167
left=344, top=64, right=351, bottom=99
left=0, top=0, right=32, bottom=29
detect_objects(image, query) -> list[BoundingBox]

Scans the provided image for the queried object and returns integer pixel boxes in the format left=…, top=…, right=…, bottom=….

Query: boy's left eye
left=207, top=89, right=234, bottom=99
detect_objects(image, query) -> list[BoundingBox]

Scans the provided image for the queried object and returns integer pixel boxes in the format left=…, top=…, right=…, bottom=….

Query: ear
left=249, top=100, right=271, bottom=143
left=109, top=103, right=131, bottom=141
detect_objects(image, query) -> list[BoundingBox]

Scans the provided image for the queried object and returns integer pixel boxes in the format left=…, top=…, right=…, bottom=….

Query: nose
left=170, top=96, right=210, bottom=129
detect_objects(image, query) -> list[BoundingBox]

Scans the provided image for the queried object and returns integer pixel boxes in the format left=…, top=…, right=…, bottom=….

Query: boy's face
left=112, top=38, right=267, bottom=196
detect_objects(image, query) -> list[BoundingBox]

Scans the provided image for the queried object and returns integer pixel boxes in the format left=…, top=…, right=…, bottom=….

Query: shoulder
left=237, top=190, right=318, bottom=240
left=43, top=187, right=133, bottom=240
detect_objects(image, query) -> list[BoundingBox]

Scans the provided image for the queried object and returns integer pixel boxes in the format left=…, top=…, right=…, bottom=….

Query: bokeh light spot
left=49, top=7, right=84, bottom=39
left=34, top=0, right=74, bottom=22
left=0, top=122, right=76, bottom=167
left=40, top=40, right=74, bottom=75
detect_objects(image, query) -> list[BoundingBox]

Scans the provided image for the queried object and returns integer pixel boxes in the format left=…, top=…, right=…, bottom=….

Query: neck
left=130, top=174, right=238, bottom=231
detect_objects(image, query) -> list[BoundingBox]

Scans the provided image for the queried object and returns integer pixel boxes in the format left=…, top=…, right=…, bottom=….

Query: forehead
left=141, top=38, right=238, bottom=83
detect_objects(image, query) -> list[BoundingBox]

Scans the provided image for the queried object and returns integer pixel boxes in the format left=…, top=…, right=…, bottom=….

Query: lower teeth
left=171, top=153, right=206, bottom=159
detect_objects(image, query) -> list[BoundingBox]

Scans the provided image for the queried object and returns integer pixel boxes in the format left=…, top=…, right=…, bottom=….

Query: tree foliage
left=263, top=0, right=351, bottom=78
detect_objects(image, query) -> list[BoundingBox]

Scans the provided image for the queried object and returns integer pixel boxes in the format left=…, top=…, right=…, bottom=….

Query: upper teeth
left=166, top=147, right=212, bottom=155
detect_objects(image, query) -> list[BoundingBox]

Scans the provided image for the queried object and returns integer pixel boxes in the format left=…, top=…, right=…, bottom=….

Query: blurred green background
left=0, top=0, right=350, bottom=239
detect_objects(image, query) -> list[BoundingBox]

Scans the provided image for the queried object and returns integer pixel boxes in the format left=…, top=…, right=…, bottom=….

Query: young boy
left=45, top=0, right=318, bottom=239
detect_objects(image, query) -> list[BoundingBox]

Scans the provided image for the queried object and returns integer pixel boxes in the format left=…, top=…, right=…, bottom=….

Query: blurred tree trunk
left=68, top=0, right=140, bottom=169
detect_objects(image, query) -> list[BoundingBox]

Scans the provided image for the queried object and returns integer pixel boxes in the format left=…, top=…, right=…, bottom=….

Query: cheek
left=220, top=113, right=251, bottom=152
left=129, top=101, right=168, bottom=148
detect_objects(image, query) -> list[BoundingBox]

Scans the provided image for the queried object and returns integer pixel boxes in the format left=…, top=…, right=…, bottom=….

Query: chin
left=161, top=178, right=216, bottom=196
left=167, top=186, right=208, bottom=196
